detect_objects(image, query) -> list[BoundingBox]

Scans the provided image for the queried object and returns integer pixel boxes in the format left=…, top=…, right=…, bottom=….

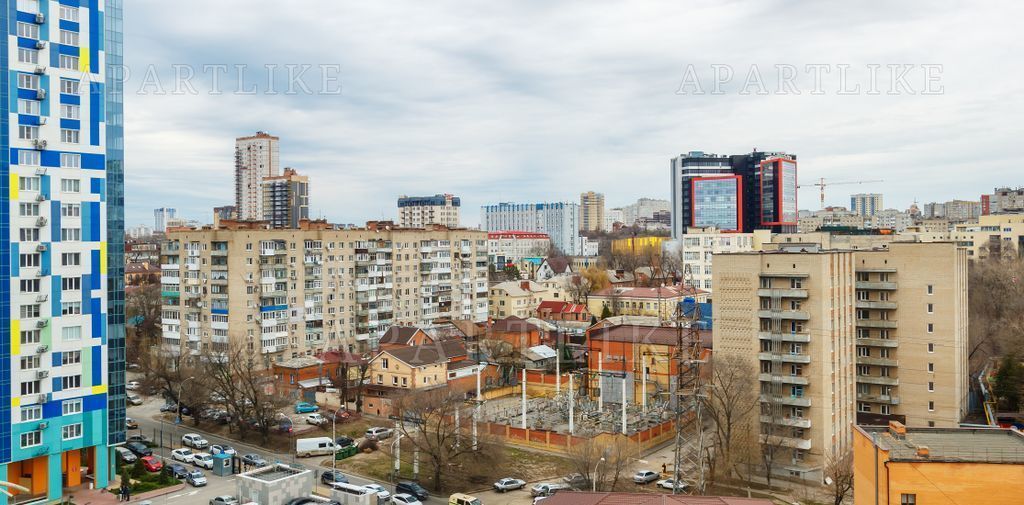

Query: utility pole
left=521, top=368, right=527, bottom=429
left=598, top=351, right=603, bottom=413
left=671, top=265, right=708, bottom=495
left=568, top=373, right=575, bottom=435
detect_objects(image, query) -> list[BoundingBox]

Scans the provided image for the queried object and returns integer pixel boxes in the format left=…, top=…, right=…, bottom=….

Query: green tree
left=503, top=265, right=521, bottom=280
left=994, top=354, right=1023, bottom=411
left=600, top=303, right=612, bottom=319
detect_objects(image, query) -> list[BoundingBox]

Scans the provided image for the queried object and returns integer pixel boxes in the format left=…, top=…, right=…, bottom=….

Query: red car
left=140, top=456, right=163, bottom=472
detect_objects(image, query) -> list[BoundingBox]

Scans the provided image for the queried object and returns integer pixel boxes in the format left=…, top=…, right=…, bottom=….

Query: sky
left=123, top=0, right=1024, bottom=228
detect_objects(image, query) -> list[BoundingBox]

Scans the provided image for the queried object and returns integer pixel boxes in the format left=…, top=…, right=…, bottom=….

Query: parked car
left=392, top=494, right=423, bottom=505
left=192, top=452, right=214, bottom=469
left=209, top=392, right=227, bottom=403
left=306, top=413, right=328, bottom=426
left=140, top=456, right=163, bottom=472
left=127, top=394, right=143, bottom=405
left=295, top=402, right=319, bottom=414
left=449, top=493, right=481, bottom=505
left=396, top=481, right=430, bottom=501
left=494, top=478, right=527, bottom=492
left=126, top=381, right=141, bottom=390
left=335, top=436, right=355, bottom=447
left=365, top=427, right=393, bottom=440
left=125, top=417, right=139, bottom=429
left=126, top=442, right=152, bottom=457
left=127, top=434, right=152, bottom=445
left=160, top=403, right=178, bottom=413
left=210, top=444, right=237, bottom=456
left=321, top=471, right=349, bottom=486
left=277, top=418, right=294, bottom=434
left=167, top=463, right=190, bottom=479
left=656, top=478, right=688, bottom=491
left=186, top=470, right=208, bottom=487
left=563, top=473, right=587, bottom=487
left=363, top=484, right=391, bottom=501
left=240, top=453, right=268, bottom=467
left=209, top=496, right=239, bottom=505
left=182, top=433, right=209, bottom=449
left=171, top=448, right=195, bottom=464
left=114, top=446, right=137, bottom=464
left=330, top=409, right=354, bottom=421
left=633, top=470, right=659, bottom=484
left=531, top=483, right=571, bottom=497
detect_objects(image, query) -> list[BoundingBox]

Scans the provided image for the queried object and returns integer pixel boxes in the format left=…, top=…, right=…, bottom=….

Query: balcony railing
left=757, top=288, right=809, bottom=299
left=758, top=352, right=812, bottom=364
left=757, top=310, right=810, bottom=321
left=856, top=319, right=898, bottom=329
left=856, top=281, right=898, bottom=290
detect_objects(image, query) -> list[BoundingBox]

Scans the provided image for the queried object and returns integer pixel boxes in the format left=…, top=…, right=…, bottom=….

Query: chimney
left=888, top=420, right=907, bottom=439
left=520, top=281, right=531, bottom=291
left=916, top=446, right=930, bottom=458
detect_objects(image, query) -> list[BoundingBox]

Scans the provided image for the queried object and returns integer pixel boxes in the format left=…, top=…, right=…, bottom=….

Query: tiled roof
left=381, top=339, right=467, bottom=366
left=537, top=300, right=588, bottom=314
left=490, top=315, right=543, bottom=333
left=378, top=325, right=428, bottom=345
left=591, top=285, right=707, bottom=299
left=543, top=492, right=772, bottom=505
left=589, top=323, right=712, bottom=348
left=543, top=257, right=571, bottom=273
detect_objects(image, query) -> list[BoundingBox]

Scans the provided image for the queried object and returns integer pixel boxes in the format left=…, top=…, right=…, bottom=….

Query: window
left=900, top=494, right=916, bottom=505
left=18, top=74, right=39, bottom=90
left=20, top=228, right=39, bottom=242
left=20, top=279, right=40, bottom=293
left=61, top=153, right=81, bottom=169
left=20, top=330, right=40, bottom=344
left=928, top=381, right=935, bottom=392
left=62, top=399, right=83, bottom=415
left=61, top=350, right=82, bottom=365
left=61, top=203, right=81, bottom=218
left=927, top=303, right=934, bottom=314
left=928, top=363, right=935, bottom=373
left=60, top=78, right=80, bottom=95
left=20, top=355, right=40, bottom=370
left=20, top=305, right=40, bottom=318
left=61, top=228, right=81, bottom=241
left=60, top=129, right=80, bottom=144
left=62, top=253, right=81, bottom=266
left=928, top=343, right=935, bottom=353
left=61, top=178, right=81, bottom=193
left=17, top=0, right=40, bottom=13
left=59, top=30, right=79, bottom=46
left=17, top=22, right=39, bottom=39
left=62, top=277, right=81, bottom=291
left=18, top=176, right=40, bottom=191
left=19, top=150, right=40, bottom=165
left=18, top=48, right=39, bottom=64
left=61, top=375, right=82, bottom=390
left=857, top=347, right=870, bottom=357
left=927, top=323, right=934, bottom=333
left=59, top=54, right=79, bottom=70
left=20, top=253, right=40, bottom=267
left=60, top=104, right=80, bottom=120
left=18, top=99, right=40, bottom=115
left=19, top=202, right=39, bottom=216
left=928, top=401, right=935, bottom=411
left=18, top=125, right=39, bottom=140
left=20, top=431, right=42, bottom=448
left=62, top=301, right=82, bottom=315
left=20, top=380, right=40, bottom=395
left=927, top=285, right=933, bottom=295
left=59, top=5, right=79, bottom=21
left=21, top=406, right=42, bottom=422
left=62, top=326, right=82, bottom=341
left=858, top=403, right=871, bottom=413
left=880, top=405, right=891, bottom=415
left=62, top=423, right=83, bottom=440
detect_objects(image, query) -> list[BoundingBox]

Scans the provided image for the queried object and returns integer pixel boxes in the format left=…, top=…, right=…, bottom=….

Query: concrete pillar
left=48, top=453, right=62, bottom=502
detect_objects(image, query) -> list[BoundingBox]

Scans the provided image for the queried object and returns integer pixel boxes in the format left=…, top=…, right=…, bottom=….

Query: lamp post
left=592, top=457, right=606, bottom=492
left=177, top=376, right=195, bottom=424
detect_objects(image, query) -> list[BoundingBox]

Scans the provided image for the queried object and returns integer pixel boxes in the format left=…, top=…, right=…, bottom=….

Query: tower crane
left=798, top=177, right=884, bottom=209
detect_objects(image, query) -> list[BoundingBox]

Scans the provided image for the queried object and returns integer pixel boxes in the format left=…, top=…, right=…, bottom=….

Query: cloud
left=123, top=0, right=1024, bottom=227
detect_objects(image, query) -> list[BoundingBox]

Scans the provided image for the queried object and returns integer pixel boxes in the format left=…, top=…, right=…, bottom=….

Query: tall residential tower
left=234, top=131, right=280, bottom=221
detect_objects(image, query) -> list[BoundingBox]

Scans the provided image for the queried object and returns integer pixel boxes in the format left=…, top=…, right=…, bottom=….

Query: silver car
left=633, top=470, right=659, bottom=484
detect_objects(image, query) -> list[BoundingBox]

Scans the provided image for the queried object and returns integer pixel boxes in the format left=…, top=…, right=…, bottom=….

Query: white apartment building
left=480, top=202, right=584, bottom=255
left=488, top=231, right=550, bottom=266
left=850, top=193, right=883, bottom=217
left=663, top=228, right=771, bottom=291
left=868, top=209, right=914, bottom=232
left=622, top=198, right=671, bottom=229
left=235, top=131, right=281, bottom=221
left=605, top=208, right=625, bottom=229
left=154, top=207, right=176, bottom=233
left=397, top=194, right=461, bottom=228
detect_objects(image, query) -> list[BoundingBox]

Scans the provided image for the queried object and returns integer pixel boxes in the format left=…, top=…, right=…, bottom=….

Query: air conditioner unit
left=33, top=66, right=46, bottom=75
left=35, top=193, right=45, bottom=202
left=34, top=167, right=47, bottom=175
left=34, top=13, right=45, bottom=24
left=36, top=370, right=49, bottom=379
left=36, top=320, right=48, bottom=328
left=35, top=40, right=46, bottom=50
left=32, top=139, right=47, bottom=150
left=37, top=394, right=48, bottom=404
left=36, top=345, right=48, bottom=353
left=38, top=117, right=47, bottom=125
left=36, top=244, right=46, bottom=252
left=35, top=89, right=46, bottom=100
left=35, top=217, right=47, bottom=227
left=38, top=422, right=48, bottom=429
left=35, top=294, right=48, bottom=302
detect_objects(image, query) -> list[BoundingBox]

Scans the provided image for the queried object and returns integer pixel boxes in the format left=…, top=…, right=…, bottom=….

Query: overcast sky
left=123, top=0, right=1023, bottom=228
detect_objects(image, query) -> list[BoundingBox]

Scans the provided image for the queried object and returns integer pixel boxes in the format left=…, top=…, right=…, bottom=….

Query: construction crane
left=799, top=177, right=884, bottom=209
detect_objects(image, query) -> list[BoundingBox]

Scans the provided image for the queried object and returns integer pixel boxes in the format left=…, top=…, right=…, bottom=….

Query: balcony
left=757, top=288, right=809, bottom=299
left=758, top=352, right=811, bottom=364
left=762, top=394, right=811, bottom=407
left=161, top=263, right=180, bottom=270
left=857, top=393, right=901, bottom=405
left=856, top=281, right=898, bottom=290
left=758, top=373, right=809, bottom=386
left=856, top=267, right=897, bottom=274
left=759, top=273, right=809, bottom=279
left=856, top=319, right=897, bottom=329
left=856, top=300, right=898, bottom=310
left=160, top=276, right=180, bottom=284
left=757, top=310, right=810, bottom=321
left=857, top=375, right=899, bottom=386
left=760, top=434, right=812, bottom=451
left=857, top=356, right=899, bottom=367
left=760, top=415, right=811, bottom=429
left=857, top=337, right=899, bottom=348
left=758, top=332, right=811, bottom=343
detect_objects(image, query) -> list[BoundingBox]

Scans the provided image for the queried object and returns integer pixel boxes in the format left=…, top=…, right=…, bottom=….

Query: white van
left=330, top=482, right=375, bottom=505
left=296, top=437, right=338, bottom=458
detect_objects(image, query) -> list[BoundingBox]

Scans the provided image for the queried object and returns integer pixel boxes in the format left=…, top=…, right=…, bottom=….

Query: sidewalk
left=65, top=482, right=187, bottom=505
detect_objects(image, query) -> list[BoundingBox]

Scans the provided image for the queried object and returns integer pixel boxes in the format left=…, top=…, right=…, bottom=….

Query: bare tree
left=824, top=447, right=855, bottom=505
left=702, top=355, right=759, bottom=482
left=565, top=435, right=633, bottom=491
left=202, top=343, right=290, bottom=443
left=392, top=387, right=482, bottom=490
left=759, top=389, right=788, bottom=489
left=353, top=357, right=372, bottom=413
left=968, top=254, right=1024, bottom=371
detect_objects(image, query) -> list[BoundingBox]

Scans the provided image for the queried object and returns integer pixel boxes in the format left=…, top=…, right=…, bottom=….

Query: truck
left=296, top=436, right=338, bottom=458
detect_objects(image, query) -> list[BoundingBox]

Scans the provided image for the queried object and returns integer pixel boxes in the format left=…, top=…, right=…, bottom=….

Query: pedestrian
left=122, top=483, right=131, bottom=502
left=115, top=485, right=122, bottom=502
left=661, top=463, right=667, bottom=474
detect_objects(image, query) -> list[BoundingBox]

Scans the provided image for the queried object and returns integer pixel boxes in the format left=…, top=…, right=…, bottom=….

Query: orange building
left=853, top=422, right=1024, bottom=505
left=488, top=316, right=548, bottom=351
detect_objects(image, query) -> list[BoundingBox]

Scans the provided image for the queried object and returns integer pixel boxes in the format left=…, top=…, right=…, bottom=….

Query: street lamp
left=177, top=376, right=195, bottom=424
left=592, top=457, right=606, bottom=492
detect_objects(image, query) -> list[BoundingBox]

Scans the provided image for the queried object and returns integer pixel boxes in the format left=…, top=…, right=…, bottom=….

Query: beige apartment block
left=951, top=214, right=1024, bottom=260
left=488, top=279, right=566, bottom=319
left=580, top=191, right=606, bottom=232
left=714, top=250, right=857, bottom=482
left=159, top=221, right=489, bottom=368
left=853, top=242, right=968, bottom=427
